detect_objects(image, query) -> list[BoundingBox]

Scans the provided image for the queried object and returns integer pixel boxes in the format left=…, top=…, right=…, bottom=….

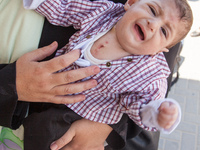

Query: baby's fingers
left=159, top=101, right=178, bottom=115
left=158, top=102, right=179, bottom=129
left=158, top=110, right=178, bottom=129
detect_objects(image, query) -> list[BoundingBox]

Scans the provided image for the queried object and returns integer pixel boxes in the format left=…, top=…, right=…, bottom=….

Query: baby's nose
left=147, top=19, right=159, bottom=32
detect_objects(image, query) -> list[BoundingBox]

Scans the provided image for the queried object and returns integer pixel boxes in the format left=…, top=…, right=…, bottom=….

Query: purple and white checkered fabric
left=36, top=0, right=170, bottom=131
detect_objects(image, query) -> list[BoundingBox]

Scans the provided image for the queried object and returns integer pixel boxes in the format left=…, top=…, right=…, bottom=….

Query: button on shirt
left=28, top=0, right=172, bottom=132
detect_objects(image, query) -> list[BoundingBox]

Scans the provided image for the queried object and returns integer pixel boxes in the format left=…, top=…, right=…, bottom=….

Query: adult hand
left=50, top=119, right=112, bottom=150
left=16, top=41, right=100, bottom=104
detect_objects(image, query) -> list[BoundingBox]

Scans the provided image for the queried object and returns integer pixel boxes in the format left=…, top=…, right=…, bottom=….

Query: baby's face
left=115, top=0, right=182, bottom=55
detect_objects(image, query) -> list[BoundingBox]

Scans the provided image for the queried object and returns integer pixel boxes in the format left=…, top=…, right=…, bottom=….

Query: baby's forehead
left=148, top=0, right=180, bottom=19
left=154, top=0, right=193, bottom=46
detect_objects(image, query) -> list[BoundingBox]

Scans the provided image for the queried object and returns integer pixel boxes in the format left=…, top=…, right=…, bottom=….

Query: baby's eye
left=161, top=27, right=167, bottom=37
left=149, top=6, right=156, bottom=16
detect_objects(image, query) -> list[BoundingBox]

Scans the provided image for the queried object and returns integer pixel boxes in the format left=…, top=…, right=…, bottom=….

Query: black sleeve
left=0, top=62, right=29, bottom=129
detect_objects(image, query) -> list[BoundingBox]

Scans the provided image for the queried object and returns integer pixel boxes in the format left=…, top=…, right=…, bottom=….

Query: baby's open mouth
left=135, top=24, right=144, bottom=40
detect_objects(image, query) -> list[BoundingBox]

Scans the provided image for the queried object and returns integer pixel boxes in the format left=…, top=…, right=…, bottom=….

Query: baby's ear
left=124, top=0, right=138, bottom=11
left=160, top=48, right=169, bottom=53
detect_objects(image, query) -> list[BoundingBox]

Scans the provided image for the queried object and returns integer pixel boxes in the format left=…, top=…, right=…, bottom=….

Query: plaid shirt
left=35, top=0, right=171, bottom=131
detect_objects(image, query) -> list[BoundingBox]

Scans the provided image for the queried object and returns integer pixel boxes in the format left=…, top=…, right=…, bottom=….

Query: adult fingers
left=50, top=94, right=85, bottom=104
left=50, top=129, right=75, bottom=150
left=51, top=66, right=100, bottom=86
left=52, top=79, right=97, bottom=96
left=61, top=144, right=104, bottom=150
left=44, top=49, right=81, bottom=73
left=24, top=41, right=58, bottom=61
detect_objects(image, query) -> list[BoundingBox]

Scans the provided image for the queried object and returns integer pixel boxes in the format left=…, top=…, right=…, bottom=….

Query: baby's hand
left=157, top=101, right=179, bottom=129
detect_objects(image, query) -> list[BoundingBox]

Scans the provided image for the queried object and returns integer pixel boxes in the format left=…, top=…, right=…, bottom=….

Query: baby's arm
left=24, top=0, right=78, bottom=27
left=140, top=98, right=181, bottom=134
left=23, top=0, right=100, bottom=28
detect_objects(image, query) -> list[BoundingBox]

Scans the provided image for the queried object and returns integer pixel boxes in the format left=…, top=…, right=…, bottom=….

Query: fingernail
left=91, top=80, right=98, bottom=87
left=93, top=66, right=100, bottom=74
left=50, top=41, right=56, bottom=47
left=50, top=142, right=58, bottom=150
left=79, top=95, right=86, bottom=100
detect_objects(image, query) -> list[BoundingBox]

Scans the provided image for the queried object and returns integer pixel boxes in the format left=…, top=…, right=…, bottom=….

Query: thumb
left=50, top=129, right=75, bottom=150
left=29, top=41, right=58, bottom=61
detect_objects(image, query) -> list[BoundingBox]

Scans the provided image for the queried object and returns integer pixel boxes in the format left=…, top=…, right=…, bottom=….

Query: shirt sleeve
left=140, top=98, right=181, bottom=134
left=125, top=78, right=169, bottom=132
left=24, top=0, right=112, bottom=29
left=0, top=62, right=29, bottom=129
left=23, top=0, right=45, bottom=9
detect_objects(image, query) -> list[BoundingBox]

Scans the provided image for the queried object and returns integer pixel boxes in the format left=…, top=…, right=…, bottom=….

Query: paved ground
left=158, top=0, right=200, bottom=150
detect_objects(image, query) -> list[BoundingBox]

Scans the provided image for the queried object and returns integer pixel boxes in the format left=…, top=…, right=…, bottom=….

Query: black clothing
left=0, top=62, right=18, bottom=128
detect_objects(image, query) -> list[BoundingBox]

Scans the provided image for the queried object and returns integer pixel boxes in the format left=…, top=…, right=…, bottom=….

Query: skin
left=51, top=119, right=112, bottom=150
left=91, top=0, right=179, bottom=132
left=16, top=42, right=100, bottom=104
left=115, top=0, right=180, bottom=55
left=91, top=0, right=182, bottom=59
left=16, top=0, right=182, bottom=149
left=119, top=0, right=180, bottom=130
left=49, top=0, right=181, bottom=149
left=158, top=101, right=178, bottom=129
left=15, top=42, right=111, bottom=150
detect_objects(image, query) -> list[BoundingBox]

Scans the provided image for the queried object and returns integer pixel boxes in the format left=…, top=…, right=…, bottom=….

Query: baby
left=23, top=0, right=193, bottom=149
